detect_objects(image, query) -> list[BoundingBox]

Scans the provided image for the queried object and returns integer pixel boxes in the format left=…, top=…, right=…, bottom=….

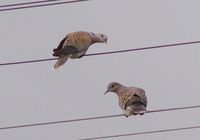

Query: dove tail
left=53, top=55, right=70, bottom=70
left=129, top=104, right=147, bottom=115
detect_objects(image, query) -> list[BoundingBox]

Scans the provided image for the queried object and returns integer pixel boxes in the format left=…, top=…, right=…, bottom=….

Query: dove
left=52, top=31, right=107, bottom=69
left=105, top=82, right=147, bottom=117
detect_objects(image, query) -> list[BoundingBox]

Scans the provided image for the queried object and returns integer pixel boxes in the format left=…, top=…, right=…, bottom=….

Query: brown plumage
left=52, top=31, right=107, bottom=69
left=105, top=82, right=147, bottom=117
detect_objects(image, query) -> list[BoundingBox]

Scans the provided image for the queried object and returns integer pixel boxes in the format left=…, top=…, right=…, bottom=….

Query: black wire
left=0, top=105, right=199, bottom=130
left=0, top=0, right=90, bottom=11
left=0, top=0, right=60, bottom=8
left=0, top=40, right=200, bottom=67
left=146, top=105, right=200, bottom=113
left=0, top=58, right=57, bottom=66
left=85, top=40, right=200, bottom=56
left=79, top=125, right=200, bottom=140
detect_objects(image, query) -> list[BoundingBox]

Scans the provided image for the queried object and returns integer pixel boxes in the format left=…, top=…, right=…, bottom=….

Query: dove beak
left=104, top=90, right=109, bottom=95
left=104, top=38, right=107, bottom=44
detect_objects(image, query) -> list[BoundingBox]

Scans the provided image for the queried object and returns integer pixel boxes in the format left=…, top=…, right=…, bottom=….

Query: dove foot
left=132, top=113, right=138, bottom=115
left=78, top=54, right=84, bottom=58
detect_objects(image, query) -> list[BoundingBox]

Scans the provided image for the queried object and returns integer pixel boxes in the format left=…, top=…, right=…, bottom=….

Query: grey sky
left=1, top=0, right=200, bottom=139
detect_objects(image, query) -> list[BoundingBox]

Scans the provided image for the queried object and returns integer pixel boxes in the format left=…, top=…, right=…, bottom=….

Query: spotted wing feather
left=123, top=87, right=147, bottom=110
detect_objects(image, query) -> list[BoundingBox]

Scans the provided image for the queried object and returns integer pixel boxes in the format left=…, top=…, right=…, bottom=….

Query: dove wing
left=53, top=34, right=80, bottom=56
left=124, top=87, right=147, bottom=110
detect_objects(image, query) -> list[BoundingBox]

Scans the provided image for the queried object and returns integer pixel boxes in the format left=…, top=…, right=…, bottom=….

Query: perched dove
left=52, top=31, right=107, bottom=69
left=105, top=82, right=147, bottom=117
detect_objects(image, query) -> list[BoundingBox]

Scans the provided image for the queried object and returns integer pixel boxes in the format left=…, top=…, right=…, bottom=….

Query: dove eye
left=101, top=34, right=104, bottom=38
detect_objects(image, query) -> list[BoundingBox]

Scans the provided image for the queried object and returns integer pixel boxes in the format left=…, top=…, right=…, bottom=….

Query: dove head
left=105, top=82, right=123, bottom=94
left=95, top=33, right=108, bottom=44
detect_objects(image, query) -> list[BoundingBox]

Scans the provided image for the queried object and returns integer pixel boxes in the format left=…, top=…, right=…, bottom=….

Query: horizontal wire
left=80, top=125, right=200, bottom=140
left=0, top=105, right=199, bottom=130
left=0, top=0, right=60, bottom=8
left=0, top=58, right=57, bottom=66
left=85, top=40, right=200, bottom=56
left=0, top=0, right=90, bottom=11
left=146, top=105, right=200, bottom=113
left=0, top=40, right=200, bottom=67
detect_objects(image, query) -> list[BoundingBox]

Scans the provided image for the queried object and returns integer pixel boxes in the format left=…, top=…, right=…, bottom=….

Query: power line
left=0, top=40, right=200, bottom=67
left=0, top=105, right=199, bottom=130
left=146, top=105, right=200, bottom=113
left=0, top=0, right=60, bottom=8
left=80, top=125, right=200, bottom=140
left=0, top=0, right=90, bottom=11
left=0, top=58, right=57, bottom=66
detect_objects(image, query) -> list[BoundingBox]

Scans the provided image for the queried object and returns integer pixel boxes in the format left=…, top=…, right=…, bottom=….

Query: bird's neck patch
left=89, top=32, right=97, bottom=44
left=90, top=32, right=96, bottom=37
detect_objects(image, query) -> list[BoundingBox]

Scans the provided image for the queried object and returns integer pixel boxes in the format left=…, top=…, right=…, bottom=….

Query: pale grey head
left=105, top=82, right=123, bottom=94
left=95, top=33, right=108, bottom=43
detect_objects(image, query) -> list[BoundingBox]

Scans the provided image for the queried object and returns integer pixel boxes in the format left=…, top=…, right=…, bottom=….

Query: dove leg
left=122, top=110, right=128, bottom=117
left=124, top=107, right=132, bottom=117
left=77, top=51, right=87, bottom=58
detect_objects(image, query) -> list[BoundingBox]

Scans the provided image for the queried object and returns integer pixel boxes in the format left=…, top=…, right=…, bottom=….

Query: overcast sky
left=1, top=0, right=200, bottom=140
